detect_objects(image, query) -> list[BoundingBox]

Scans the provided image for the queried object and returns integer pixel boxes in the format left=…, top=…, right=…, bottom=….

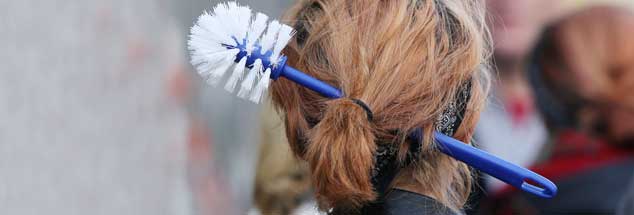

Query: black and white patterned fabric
left=436, top=82, right=471, bottom=137
left=369, top=81, right=472, bottom=197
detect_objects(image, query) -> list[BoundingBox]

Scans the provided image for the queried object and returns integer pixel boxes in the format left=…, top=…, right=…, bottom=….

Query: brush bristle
left=206, top=50, right=239, bottom=86
left=238, top=59, right=263, bottom=99
left=224, top=56, right=247, bottom=92
left=188, top=1, right=295, bottom=103
left=246, top=13, right=269, bottom=54
left=271, top=25, right=295, bottom=65
left=250, top=68, right=272, bottom=103
left=259, top=20, right=281, bottom=52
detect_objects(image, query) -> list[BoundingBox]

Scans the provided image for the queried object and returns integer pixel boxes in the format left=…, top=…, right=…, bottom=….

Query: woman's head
left=531, top=6, right=634, bottom=146
left=486, top=0, right=555, bottom=60
left=270, top=0, right=491, bottom=210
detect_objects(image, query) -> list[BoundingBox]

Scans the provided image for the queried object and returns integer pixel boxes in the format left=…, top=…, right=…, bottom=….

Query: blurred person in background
left=476, top=0, right=561, bottom=194
left=484, top=6, right=634, bottom=214
left=252, top=102, right=313, bottom=215
left=619, top=178, right=634, bottom=214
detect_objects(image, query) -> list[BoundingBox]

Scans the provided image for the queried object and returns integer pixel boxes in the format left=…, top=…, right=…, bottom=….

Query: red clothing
left=485, top=130, right=634, bottom=215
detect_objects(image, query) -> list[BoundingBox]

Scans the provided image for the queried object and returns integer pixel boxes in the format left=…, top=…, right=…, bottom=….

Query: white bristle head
left=237, top=59, right=263, bottom=98
left=224, top=56, right=248, bottom=92
left=259, top=20, right=281, bottom=52
left=188, top=1, right=296, bottom=103
left=249, top=68, right=272, bottom=103
left=193, top=62, right=213, bottom=79
left=246, top=13, right=269, bottom=54
left=191, top=48, right=236, bottom=71
left=205, top=50, right=239, bottom=86
left=191, top=49, right=238, bottom=82
left=227, top=2, right=252, bottom=42
left=191, top=12, right=233, bottom=45
left=188, top=28, right=227, bottom=53
left=271, top=25, right=295, bottom=65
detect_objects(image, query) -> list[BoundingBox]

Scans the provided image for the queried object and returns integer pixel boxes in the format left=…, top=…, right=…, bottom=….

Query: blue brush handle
left=280, top=66, right=343, bottom=99
left=270, top=57, right=343, bottom=99
left=434, top=131, right=557, bottom=198
left=271, top=56, right=557, bottom=198
left=237, top=42, right=557, bottom=198
left=276, top=71, right=557, bottom=198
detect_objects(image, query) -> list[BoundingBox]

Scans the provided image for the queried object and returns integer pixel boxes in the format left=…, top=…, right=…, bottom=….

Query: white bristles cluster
left=188, top=1, right=295, bottom=103
left=271, top=25, right=294, bottom=65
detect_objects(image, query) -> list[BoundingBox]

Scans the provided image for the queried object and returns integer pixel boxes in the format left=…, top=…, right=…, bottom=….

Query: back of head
left=531, top=6, right=634, bottom=146
left=270, top=0, right=491, bottom=210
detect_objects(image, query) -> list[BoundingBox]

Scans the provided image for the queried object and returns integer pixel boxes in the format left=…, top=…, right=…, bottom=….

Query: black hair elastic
left=351, top=98, right=374, bottom=121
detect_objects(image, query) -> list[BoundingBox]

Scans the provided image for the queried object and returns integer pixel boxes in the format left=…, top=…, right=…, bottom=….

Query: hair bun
left=305, top=98, right=378, bottom=209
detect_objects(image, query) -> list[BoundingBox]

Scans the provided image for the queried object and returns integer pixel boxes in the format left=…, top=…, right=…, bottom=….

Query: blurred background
left=0, top=0, right=632, bottom=214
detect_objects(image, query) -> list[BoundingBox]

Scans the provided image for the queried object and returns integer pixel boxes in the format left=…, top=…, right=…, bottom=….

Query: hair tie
left=351, top=98, right=373, bottom=121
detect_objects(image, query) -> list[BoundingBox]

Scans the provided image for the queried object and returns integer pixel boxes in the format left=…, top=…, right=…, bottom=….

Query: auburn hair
left=533, top=6, right=634, bottom=146
left=270, top=0, right=491, bottom=210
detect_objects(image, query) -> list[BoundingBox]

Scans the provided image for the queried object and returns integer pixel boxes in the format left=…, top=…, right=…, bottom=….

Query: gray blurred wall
left=0, top=1, right=190, bottom=214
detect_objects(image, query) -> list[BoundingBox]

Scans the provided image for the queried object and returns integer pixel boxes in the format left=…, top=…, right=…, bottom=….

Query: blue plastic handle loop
left=433, top=131, right=557, bottom=198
